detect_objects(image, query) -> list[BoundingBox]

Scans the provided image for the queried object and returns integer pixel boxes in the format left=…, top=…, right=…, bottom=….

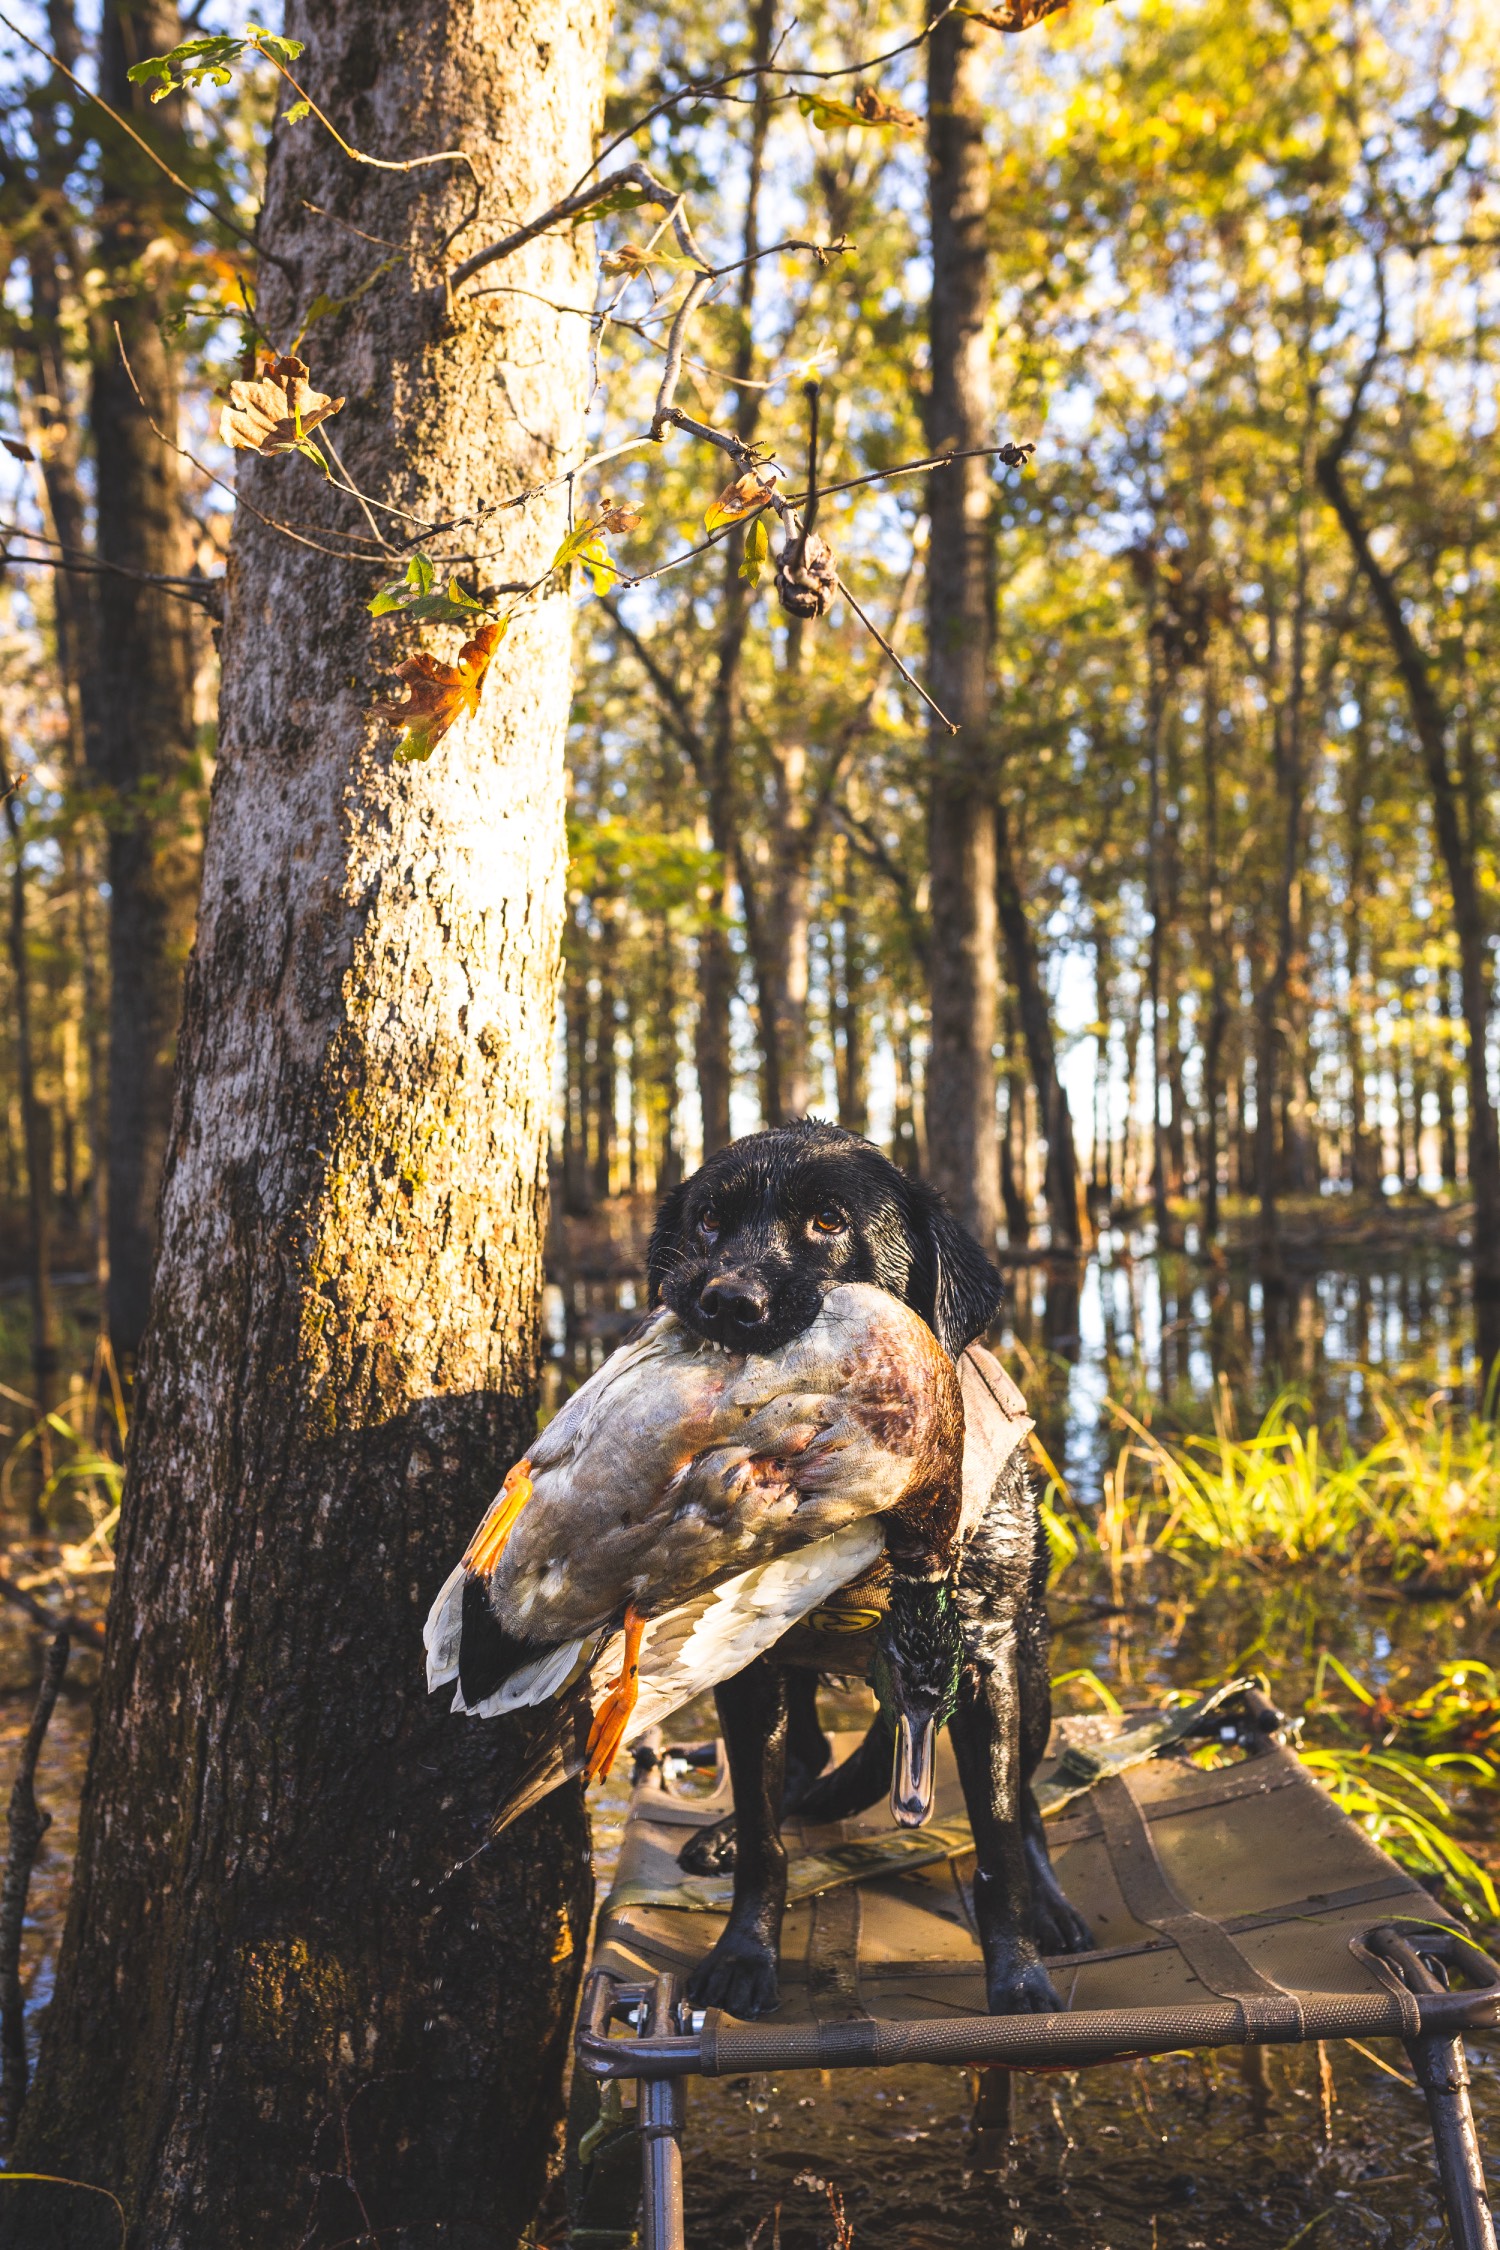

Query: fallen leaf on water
left=220, top=353, right=345, bottom=456
left=374, top=619, right=507, bottom=763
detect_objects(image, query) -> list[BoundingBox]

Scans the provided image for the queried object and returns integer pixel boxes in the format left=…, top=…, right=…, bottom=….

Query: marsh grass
left=1073, top=1379, right=1500, bottom=1590
left=1042, top=1387, right=1500, bottom=1926
left=0, top=1338, right=125, bottom=1565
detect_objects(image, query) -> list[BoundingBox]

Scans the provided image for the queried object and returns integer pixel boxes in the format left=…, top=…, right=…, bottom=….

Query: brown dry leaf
left=849, top=86, right=921, bottom=128
left=705, top=470, right=777, bottom=532
left=599, top=242, right=656, bottom=276
left=374, top=619, right=506, bottom=763
left=1, top=436, right=35, bottom=462
left=220, top=353, right=345, bottom=456
left=962, top=0, right=1073, bottom=29
left=600, top=502, right=642, bottom=534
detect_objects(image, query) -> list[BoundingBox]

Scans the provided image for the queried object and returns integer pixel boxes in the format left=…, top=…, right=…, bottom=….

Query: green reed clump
left=1090, top=1382, right=1500, bottom=1589
left=1, top=1338, right=126, bottom=1562
left=1301, top=1653, right=1500, bottom=1924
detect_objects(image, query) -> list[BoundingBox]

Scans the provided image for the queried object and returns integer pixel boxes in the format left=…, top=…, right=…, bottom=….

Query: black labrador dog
left=646, top=1119, right=1092, bottom=2018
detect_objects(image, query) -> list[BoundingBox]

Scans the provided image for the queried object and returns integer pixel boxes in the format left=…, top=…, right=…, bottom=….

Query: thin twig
left=834, top=572, right=956, bottom=730
left=651, top=272, right=716, bottom=432
left=255, top=41, right=478, bottom=185
left=0, top=1628, right=69, bottom=2153
left=0, top=9, right=290, bottom=272
left=0, top=542, right=221, bottom=615
left=571, top=2, right=964, bottom=199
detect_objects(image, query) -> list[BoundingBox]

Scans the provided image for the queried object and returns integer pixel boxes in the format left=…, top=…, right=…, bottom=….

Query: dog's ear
left=907, top=1184, right=1002, bottom=1356
left=645, top=1181, right=691, bottom=1305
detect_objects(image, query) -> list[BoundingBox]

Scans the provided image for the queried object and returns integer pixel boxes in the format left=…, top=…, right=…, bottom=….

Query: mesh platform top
left=592, top=1714, right=1455, bottom=2026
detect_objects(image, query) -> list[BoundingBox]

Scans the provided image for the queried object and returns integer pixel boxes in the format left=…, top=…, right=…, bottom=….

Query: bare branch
left=451, top=162, right=707, bottom=291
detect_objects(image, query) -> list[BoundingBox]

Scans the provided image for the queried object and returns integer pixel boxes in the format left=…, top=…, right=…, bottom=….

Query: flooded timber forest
left=0, top=0, right=1498, bottom=2244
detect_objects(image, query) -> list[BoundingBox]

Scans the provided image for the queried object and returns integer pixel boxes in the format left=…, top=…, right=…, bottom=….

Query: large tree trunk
left=91, top=2, right=205, bottom=1367
left=924, top=8, right=999, bottom=1244
left=11, top=3, right=604, bottom=2241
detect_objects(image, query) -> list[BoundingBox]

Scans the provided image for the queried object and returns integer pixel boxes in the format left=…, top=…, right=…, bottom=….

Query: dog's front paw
left=985, top=1936, right=1062, bottom=2017
left=687, top=1929, right=781, bottom=2019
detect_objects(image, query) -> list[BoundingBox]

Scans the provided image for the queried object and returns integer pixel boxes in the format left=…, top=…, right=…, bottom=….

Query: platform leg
left=967, top=2065, right=1014, bottom=2173
left=640, top=2075, right=686, bottom=2250
left=1405, top=2032, right=1496, bottom=2250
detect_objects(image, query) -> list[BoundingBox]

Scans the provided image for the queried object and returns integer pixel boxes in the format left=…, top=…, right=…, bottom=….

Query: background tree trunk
left=92, top=1, right=205, bottom=1368
left=11, top=0, right=604, bottom=2240
left=1320, top=445, right=1500, bottom=1383
left=1, top=750, right=60, bottom=1525
left=994, top=802, right=1084, bottom=1253
left=924, top=8, right=999, bottom=1245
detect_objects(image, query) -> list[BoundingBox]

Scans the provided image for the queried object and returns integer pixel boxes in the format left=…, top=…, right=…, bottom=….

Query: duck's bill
left=890, top=1711, right=937, bottom=1828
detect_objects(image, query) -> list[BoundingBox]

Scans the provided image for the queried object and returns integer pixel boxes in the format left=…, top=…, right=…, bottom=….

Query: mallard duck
left=424, top=1281, right=965, bottom=1832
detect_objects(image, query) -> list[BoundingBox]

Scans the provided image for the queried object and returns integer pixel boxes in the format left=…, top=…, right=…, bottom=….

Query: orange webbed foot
left=463, top=1457, right=533, bottom=1576
left=585, top=1606, right=646, bottom=1784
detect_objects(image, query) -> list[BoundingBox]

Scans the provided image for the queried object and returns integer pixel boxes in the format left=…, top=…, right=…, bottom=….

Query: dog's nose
left=697, top=1272, right=771, bottom=1330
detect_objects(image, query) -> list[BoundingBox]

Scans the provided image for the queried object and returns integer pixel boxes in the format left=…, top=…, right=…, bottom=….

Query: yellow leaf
left=739, top=512, right=770, bottom=587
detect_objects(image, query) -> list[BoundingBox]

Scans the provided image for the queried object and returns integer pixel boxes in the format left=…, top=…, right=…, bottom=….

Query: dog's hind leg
left=685, top=1658, right=788, bottom=2019
left=789, top=1704, right=894, bottom=1821
left=784, top=1669, right=833, bottom=1802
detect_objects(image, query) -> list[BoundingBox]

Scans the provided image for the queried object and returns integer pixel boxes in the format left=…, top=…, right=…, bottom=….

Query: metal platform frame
left=573, top=1903, right=1498, bottom=2250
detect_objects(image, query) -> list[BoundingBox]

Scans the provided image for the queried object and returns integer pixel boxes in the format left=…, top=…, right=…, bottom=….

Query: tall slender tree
left=91, top=1, right=206, bottom=1364
left=924, top=6, right=1000, bottom=1245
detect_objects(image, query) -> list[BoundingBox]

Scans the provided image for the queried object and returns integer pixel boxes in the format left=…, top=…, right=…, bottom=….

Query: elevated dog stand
left=567, top=1686, right=1498, bottom=2250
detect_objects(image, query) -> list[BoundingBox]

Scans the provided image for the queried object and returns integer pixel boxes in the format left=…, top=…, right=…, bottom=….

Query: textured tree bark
left=92, top=2, right=205, bottom=1366
left=924, top=9, right=999, bottom=1245
left=11, top=1, right=603, bottom=2241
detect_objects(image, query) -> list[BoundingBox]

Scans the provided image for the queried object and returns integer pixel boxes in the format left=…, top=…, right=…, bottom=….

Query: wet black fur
left=646, top=1119, right=1001, bottom=1359
left=648, top=1122, right=1092, bottom=2018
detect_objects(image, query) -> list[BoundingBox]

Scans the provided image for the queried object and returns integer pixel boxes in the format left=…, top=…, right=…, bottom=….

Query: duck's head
left=646, top=1121, right=1002, bottom=1358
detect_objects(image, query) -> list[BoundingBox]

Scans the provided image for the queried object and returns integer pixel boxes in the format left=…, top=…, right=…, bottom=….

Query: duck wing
left=482, top=1284, right=956, bottom=1645
left=477, top=1514, right=887, bottom=1835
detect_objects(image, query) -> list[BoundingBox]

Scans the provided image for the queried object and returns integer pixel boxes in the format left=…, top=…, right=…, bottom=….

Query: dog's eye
left=697, top=1209, right=720, bottom=1243
left=809, top=1208, right=847, bottom=1236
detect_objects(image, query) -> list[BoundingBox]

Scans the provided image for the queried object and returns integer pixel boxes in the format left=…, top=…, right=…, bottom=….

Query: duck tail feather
left=486, top=1688, right=595, bottom=1839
